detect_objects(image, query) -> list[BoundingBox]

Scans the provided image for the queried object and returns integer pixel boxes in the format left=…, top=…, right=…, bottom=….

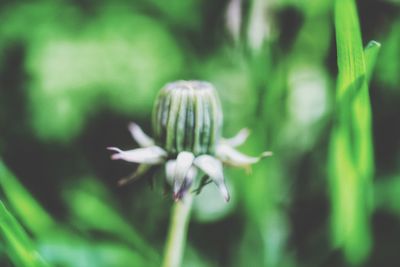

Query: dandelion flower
left=108, top=80, right=272, bottom=201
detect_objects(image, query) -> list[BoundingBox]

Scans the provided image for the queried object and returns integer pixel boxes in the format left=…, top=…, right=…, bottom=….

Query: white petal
left=221, top=128, right=250, bottom=147
left=185, top=167, right=197, bottom=186
left=128, top=122, right=154, bottom=147
left=165, top=160, right=177, bottom=186
left=178, top=166, right=197, bottom=198
left=107, top=146, right=167, bottom=164
left=118, top=164, right=152, bottom=186
left=174, top=167, right=198, bottom=201
left=216, top=143, right=272, bottom=167
left=173, top=152, right=195, bottom=197
left=194, top=155, right=230, bottom=201
left=167, top=159, right=197, bottom=188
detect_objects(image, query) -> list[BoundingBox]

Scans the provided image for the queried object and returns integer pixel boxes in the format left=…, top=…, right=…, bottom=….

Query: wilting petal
left=217, top=143, right=272, bottom=167
left=118, top=164, right=152, bottom=186
left=193, top=155, right=230, bottom=201
left=185, top=167, right=197, bottom=188
left=167, top=160, right=198, bottom=200
left=173, top=152, right=195, bottom=199
left=174, top=167, right=197, bottom=200
left=165, top=160, right=197, bottom=200
left=221, top=128, right=250, bottom=147
left=128, top=122, right=154, bottom=147
left=107, top=146, right=167, bottom=164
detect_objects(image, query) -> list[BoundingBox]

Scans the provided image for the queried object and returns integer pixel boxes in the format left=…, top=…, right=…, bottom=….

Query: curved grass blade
left=0, top=160, right=54, bottom=236
left=0, top=201, right=50, bottom=267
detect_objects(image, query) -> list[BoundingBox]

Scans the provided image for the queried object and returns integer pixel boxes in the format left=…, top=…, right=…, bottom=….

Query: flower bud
left=152, top=80, right=222, bottom=156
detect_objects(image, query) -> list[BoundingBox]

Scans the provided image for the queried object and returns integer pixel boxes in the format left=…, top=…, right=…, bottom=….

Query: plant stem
left=161, top=193, right=194, bottom=267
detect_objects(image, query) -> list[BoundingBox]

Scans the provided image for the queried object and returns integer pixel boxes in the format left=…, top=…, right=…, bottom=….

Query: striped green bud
left=152, top=80, right=223, bottom=156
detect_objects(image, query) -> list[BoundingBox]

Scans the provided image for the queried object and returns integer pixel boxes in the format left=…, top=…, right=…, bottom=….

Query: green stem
left=161, top=193, right=194, bottom=267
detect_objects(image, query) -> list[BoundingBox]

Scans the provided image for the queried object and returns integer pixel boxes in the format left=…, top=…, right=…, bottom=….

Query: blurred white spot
left=288, top=66, right=328, bottom=125
left=225, top=0, right=242, bottom=42
left=192, top=178, right=235, bottom=223
left=247, top=0, right=274, bottom=51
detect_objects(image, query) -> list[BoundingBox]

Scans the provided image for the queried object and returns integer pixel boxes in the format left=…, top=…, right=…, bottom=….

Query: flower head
left=108, top=80, right=272, bottom=201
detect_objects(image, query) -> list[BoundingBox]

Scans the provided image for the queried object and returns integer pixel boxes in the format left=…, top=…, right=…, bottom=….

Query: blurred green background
left=1, top=0, right=400, bottom=266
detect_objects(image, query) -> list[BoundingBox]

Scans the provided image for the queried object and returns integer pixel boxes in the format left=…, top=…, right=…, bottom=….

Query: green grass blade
left=0, top=201, right=50, bottom=267
left=334, top=0, right=365, bottom=100
left=353, top=40, right=380, bottom=191
left=329, top=0, right=379, bottom=264
left=364, top=41, right=381, bottom=83
left=0, top=160, right=55, bottom=236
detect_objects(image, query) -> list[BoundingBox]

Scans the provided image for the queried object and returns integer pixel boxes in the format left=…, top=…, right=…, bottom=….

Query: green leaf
left=37, top=230, right=155, bottom=267
left=334, top=0, right=366, bottom=100
left=0, top=201, right=50, bottom=267
left=329, top=0, right=380, bottom=264
left=62, top=178, right=159, bottom=264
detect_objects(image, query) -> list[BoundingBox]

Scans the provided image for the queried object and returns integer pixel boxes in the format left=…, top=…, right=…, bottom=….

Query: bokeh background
left=1, top=0, right=400, bottom=267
